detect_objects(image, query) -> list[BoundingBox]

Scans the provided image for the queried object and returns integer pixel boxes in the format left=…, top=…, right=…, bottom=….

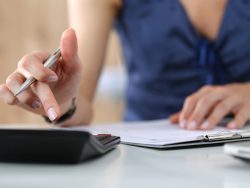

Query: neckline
left=177, top=0, right=230, bottom=44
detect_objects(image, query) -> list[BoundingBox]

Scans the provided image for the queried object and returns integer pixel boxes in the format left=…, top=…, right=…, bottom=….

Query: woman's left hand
left=170, top=83, right=250, bottom=130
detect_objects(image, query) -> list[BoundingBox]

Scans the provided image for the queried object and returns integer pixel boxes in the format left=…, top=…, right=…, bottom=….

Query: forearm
left=57, top=0, right=121, bottom=126
left=68, top=0, right=121, bottom=101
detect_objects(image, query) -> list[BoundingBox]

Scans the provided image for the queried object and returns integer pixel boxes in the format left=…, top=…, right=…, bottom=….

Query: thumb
left=60, top=28, right=78, bottom=65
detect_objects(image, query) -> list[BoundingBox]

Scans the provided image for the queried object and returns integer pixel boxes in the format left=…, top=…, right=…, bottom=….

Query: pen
left=14, top=48, right=61, bottom=97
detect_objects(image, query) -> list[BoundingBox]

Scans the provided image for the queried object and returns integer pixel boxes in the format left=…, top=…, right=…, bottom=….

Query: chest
left=180, top=0, right=227, bottom=41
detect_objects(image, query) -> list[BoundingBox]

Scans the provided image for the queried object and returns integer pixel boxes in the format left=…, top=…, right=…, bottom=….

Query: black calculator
left=0, top=129, right=120, bottom=164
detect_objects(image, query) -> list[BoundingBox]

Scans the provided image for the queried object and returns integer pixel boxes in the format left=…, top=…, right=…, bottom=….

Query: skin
left=169, top=84, right=250, bottom=130
left=0, top=0, right=250, bottom=130
left=0, top=29, right=82, bottom=125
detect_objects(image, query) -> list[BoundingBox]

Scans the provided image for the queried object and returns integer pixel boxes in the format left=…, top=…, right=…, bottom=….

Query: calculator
left=0, top=129, right=120, bottom=164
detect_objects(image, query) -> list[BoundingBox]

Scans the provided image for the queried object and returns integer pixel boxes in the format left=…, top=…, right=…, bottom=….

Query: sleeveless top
left=115, top=0, right=250, bottom=121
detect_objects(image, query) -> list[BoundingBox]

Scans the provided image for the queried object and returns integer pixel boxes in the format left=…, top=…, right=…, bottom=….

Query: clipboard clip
left=197, top=131, right=243, bottom=142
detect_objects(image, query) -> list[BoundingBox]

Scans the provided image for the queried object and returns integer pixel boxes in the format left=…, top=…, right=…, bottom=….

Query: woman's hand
left=170, top=83, right=250, bottom=130
left=0, top=28, right=82, bottom=122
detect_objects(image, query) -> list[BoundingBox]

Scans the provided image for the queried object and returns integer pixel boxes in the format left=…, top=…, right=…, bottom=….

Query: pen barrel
left=14, top=48, right=61, bottom=97
left=14, top=77, right=36, bottom=96
left=44, top=50, right=61, bottom=69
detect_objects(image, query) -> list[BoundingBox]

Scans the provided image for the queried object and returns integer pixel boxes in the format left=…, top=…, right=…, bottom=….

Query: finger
left=179, top=85, right=213, bottom=128
left=169, top=112, right=180, bottom=124
left=60, top=28, right=79, bottom=70
left=18, top=52, right=58, bottom=82
left=5, top=71, right=42, bottom=109
left=17, top=51, right=50, bottom=78
left=227, top=107, right=249, bottom=129
left=31, top=82, right=60, bottom=121
left=187, top=90, right=228, bottom=130
left=0, top=84, right=18, bottom=105
left=200, top=97, right=239, bottom=130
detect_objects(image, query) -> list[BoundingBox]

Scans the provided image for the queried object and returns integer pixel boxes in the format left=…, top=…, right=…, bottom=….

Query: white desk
left=0, top=145, right=249, bottom=188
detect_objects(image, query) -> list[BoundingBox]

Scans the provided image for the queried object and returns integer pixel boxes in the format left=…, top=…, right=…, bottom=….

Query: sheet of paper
left=76, top=119, right=250, bottom=147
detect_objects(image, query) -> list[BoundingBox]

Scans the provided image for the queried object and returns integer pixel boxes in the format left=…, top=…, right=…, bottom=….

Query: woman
left=0, top=0, right=250, bottom=130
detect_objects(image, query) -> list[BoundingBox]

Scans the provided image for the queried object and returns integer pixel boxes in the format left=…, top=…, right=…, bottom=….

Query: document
left=77, top=119, right=250, bottom=148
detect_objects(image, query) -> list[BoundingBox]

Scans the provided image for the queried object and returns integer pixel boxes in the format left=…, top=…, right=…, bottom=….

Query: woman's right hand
left=0, top=28, right=82, bottom=122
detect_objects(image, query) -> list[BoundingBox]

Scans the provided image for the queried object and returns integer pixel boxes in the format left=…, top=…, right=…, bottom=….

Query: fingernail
left=228, top=122, right=237, bottom=129
left=47, top=75, right=58, bottom=82
left=32, top=100, right=41, bottom=109
left=187, top=121, right=197, bottom=130
left=180, top=120, right=187, bottom=128
left=201, top=121, right=211, bottom=130
left=47, top=107, right=57, bottom=121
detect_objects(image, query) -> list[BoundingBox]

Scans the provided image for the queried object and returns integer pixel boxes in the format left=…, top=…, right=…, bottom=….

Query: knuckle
left=201, top=85, right=213, bottom=92
left=6, top=98, right=16, bottom=105
left=35, top=71, right=46, bottom=81
left=185, top=96, right=195, bottom=105
left=0, top=85, right=16, bottom=105
left=215, top=86, right=226, bottom=93
left=18, top=57, right=29, bottom=70
left=199, top=97, right=210, bottom=107
left=203, top=85, right=212, bottom=90
left=34, top=69, right=52, bottom=82
left=17, top=60, right=22, bottom=69
left=21, top=54, right=31, bottom=62
left=5, top=73, right=22, bottom=88
left=15, top=72, right=25, bottom=83
left=5, top=74, right=14, bottom=87
left=218, top=102, right=229, bottom=111
left=40, top=67, right=51, bottom=78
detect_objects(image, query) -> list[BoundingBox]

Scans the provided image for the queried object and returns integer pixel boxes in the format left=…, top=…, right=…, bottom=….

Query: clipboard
left=79, top=120, right=250, bottom=149
left=120, top=130, right=250, bottom=149
left=156, top=130, right=250, bottom=149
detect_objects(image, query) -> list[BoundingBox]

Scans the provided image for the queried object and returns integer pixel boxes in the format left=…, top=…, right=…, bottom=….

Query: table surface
left=0, top=144, right=249, bottom=188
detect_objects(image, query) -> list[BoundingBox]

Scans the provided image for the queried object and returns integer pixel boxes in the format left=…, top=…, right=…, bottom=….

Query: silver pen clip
left=197, top=131, right=242, bottom=141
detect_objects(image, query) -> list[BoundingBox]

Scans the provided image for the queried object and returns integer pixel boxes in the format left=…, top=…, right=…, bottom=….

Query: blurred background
left=0, top=0, right=125, bottom=125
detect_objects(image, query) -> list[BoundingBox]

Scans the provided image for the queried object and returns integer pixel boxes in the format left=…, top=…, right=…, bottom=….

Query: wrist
left=56, top=97, right=93, bottom=127
left=43, top=97, right=77, bottom=125
left=60, top=97, right=76, bottom=115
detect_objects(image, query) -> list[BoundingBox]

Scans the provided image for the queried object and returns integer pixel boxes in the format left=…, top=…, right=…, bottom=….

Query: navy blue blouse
left=115, top=0, right=250, bottom=121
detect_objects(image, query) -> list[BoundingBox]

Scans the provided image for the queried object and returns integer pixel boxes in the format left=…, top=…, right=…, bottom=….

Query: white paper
left=75, top=119, right=250, bottom=148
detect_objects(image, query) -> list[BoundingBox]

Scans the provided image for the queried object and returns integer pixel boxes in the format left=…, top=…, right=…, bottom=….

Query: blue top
left=115, top=0, right=250, bottom=121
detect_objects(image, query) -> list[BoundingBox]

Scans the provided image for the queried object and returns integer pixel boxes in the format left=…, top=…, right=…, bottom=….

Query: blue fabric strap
left=197, top=39, right=227, bottom=84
